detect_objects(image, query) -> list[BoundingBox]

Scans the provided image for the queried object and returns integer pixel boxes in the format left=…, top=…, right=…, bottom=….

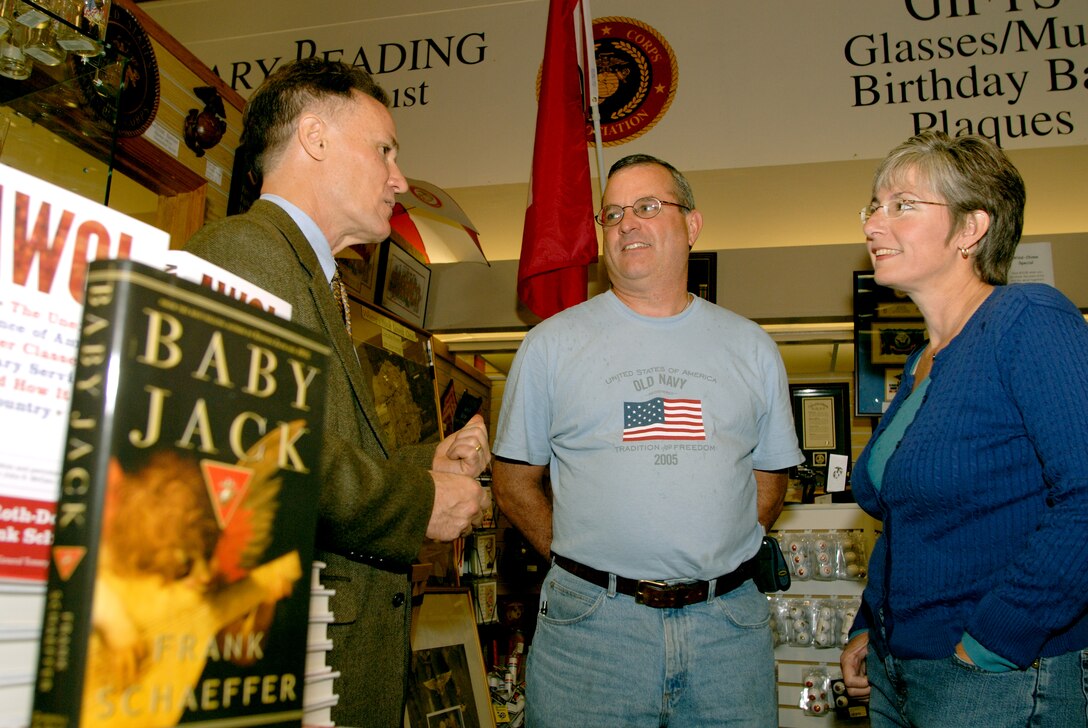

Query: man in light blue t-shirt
left=492, top=154, right=803, bottom=727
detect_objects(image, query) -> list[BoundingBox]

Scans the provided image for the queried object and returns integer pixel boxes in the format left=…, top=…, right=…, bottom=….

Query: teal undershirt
left=865, top=375, right=929, bottom=492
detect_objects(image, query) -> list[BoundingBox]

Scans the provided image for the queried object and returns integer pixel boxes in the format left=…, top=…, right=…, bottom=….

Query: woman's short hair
left=872, top=131, right=1025, bottom=284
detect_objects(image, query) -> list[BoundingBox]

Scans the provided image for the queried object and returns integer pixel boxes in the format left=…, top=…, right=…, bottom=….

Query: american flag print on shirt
left=623, top=398, right=706, bottom=441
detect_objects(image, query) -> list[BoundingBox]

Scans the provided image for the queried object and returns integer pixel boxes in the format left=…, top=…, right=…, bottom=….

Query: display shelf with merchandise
left=770, top=503, right=880, bottom=727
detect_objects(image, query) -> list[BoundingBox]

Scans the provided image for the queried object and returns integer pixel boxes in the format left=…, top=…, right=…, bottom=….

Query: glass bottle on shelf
left=56, top=0, right=109, bottom=57
left=0, top=0, right=120, bottom=203
left=0, top=23, right=33, bottom=80
left=0, top=0, right=108, bottom=70
left=23, top=0, right=67, bottom=68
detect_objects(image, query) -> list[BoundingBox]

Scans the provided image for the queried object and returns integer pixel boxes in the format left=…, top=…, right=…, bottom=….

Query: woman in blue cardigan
left=839, top=131, right=1088, bottom=727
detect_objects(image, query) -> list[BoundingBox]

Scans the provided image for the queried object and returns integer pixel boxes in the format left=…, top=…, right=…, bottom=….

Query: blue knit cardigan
left=851, top=283, right=1088, bottom=668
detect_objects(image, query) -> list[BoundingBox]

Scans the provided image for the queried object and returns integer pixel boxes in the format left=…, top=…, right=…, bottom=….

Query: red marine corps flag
left=517, top=0, right=600, bottom=320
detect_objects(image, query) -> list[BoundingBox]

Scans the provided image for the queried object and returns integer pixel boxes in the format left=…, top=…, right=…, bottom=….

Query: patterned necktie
left=331, top=266, right=351, bottom=337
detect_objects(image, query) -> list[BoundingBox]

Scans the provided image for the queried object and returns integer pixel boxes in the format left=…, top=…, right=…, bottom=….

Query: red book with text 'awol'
left=30, top=259, right=329, bottom=728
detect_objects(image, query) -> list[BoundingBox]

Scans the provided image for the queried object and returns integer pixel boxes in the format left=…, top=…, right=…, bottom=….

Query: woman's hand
left=840, top=631, right=872, bottom=700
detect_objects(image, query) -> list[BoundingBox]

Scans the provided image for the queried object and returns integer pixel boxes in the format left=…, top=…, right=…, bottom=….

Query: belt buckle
left=635, top=580, right=688, bottom=609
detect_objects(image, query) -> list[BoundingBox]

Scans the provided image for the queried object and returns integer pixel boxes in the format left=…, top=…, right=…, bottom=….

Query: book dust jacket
left=31, top=259, right=330, bottom=728
left=0, top=163, right=170, bottom=584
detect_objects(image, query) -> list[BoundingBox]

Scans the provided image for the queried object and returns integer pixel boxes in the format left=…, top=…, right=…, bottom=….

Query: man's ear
left=298, top=113, right=328, bottom=160
left=686, top=209, right=703, bottom=248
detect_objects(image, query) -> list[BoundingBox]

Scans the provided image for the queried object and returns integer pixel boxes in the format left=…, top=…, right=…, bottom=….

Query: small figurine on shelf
left=795, top=464, right=820, bottom=503
left=184, top=85, right=226, bottom=157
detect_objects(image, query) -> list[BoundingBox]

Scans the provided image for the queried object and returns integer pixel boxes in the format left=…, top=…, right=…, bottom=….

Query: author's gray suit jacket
left=186, top=200, right=435, bottom=728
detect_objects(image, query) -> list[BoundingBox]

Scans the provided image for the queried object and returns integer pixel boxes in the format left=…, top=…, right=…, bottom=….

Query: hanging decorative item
left=588, top=17, right=679, bottom=146
left=183, top=85, right=226, bottom=157
left=389, top=178, right=488, bottom=265
left=533, top=15, right=679, bottom=148
left=77, top=1, right=159, bottom=137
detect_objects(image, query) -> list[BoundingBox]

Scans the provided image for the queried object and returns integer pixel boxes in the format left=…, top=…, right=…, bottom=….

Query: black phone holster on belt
left=753, top=535, right=791, bottom=593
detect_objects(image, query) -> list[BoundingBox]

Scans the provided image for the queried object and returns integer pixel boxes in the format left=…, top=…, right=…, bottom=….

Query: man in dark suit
left=184, top=58, right=491, bottom=728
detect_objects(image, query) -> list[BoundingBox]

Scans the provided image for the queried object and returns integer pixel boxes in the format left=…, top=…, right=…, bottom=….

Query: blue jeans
left=867, top=643, right=1088, bottom=727
left=526, top=562, right=776, bottom=727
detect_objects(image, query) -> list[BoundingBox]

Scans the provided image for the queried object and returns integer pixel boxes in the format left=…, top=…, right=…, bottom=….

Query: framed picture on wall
left=854, top=271, right=926, bottom=415
left=471, top=579, right=498, bottom=625
left=356, top=341, right=442, bottom=449
left=870, top=322, right=928, bottom=365
left=408, top=589, right=495, bottom=728
left=377, top=240, right=431, bottom=328
left=348, top=300, right=441, bottom=450
left=687, top=252, right=717, bottom=303
left=337, top=242, right=381, bottom=304
left=786, top=382, right=852, bottom=503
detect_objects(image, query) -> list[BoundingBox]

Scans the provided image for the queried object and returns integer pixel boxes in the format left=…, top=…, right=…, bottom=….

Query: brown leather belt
left=551, top=553, right=756, bottom=609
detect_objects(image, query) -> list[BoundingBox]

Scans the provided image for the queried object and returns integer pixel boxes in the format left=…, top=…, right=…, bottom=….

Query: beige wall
left=446, top=146, right=1088, bottom=262
left=428, top=233, right=1088, bottom=333
left=429, top=146, right=1088, bottom=331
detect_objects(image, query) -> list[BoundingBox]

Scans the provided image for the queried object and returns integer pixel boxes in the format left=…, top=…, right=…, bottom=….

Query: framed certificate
left=787, top=383, right=852, bottom=503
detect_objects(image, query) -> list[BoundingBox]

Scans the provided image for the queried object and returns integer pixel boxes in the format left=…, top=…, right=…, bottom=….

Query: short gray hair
left=607, top=154, right=695, bottom=210
left=872, top=131, right=1025, bottom=284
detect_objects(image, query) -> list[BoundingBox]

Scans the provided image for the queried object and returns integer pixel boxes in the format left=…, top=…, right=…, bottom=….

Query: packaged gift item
left=768, top=595, right=793, bottom=648
left=813, top=599, right=841, bottom=649
left=811, top=532, right=837, bottom=581
left=839, top=597, right=862, bottom=648
left=834, top=530, right=867, bottom=581
left=787, top=598, right=817, bottom=647
left=799, top=666, right=831, bottom=716
left=784, top=533, right=812, bottom=581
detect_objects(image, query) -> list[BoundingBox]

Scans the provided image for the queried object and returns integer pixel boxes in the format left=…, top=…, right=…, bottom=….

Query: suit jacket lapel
left=250, top=202, right=388, bottom=454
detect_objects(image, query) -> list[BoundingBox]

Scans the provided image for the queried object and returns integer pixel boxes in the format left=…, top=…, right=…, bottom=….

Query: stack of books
left=303, top=560, right=339, bottom=727
left=0, top=584, right=43, bottom=727
left=0, top=164, right=171, bottom=728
